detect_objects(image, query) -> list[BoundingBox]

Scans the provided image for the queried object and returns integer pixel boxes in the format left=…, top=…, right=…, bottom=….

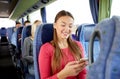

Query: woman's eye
left=69, top=25, right=72, bottom=28
left=61, top=25, right=65, bottom=27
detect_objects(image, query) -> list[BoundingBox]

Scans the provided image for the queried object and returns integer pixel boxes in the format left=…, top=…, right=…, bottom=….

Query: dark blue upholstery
left=33, top=23, right=53, bottom=79
left=16, top=26, right=23, bottom=53
left=0, top=27, right=7, bottom=37
left=87, top=16, right=120, bottom=79
left=0, top=27, right=8, bottom=42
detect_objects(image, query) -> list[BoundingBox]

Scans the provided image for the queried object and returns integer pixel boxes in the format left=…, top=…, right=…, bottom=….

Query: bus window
left=46, top=0, right=94, bottom=24
left=29, top=9, right=42, bottom=24
left=111, top=0, right=120, bottom=17
left=0, top=18, right=15, bottom=28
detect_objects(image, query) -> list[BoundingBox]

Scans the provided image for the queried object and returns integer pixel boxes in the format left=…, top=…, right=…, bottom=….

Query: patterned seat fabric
left=76, top=24, right=99, bottom=61
left=87, top=16, right=120, bottom=79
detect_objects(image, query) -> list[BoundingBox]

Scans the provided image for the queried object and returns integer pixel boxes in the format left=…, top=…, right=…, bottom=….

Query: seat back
left=21, top=25, right=31, bottom=56
left=33, top=23, right=53, bottom=79
left=0, top=27, right=8, bottom=43
left=16, top=27, right=23, bottom=54
left=76, top=24, right=100, bottom=61
left=0, top=27, right=7, bottom=37
left=0, top=36, right=8, bottom=43
left=87, top=16, right=120, bottom=79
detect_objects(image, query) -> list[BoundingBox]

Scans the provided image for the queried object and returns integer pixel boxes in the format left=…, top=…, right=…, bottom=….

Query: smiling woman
left=0, top=0, right=120, bottom=79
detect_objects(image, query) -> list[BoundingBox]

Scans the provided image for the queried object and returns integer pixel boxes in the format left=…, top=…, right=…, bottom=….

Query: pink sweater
left=38, top=41, right=87, bottom=79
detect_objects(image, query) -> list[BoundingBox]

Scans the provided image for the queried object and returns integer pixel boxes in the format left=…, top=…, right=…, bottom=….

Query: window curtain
left=89, top=0, right=99, bottom=23
left=41, top=7, right=47, bottom=23
left=98, top=0, right=112, bottom=22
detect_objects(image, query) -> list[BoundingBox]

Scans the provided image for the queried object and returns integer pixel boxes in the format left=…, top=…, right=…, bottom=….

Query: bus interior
left=0, top=0, right=120, bottom=79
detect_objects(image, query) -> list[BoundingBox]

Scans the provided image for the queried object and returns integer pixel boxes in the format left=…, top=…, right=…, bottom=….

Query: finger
left=67, top=61, right=78, bottom=66
left=71, top=62, right=85, bottom=69
left=76, top=62, right=88, bottom=69
left=76, top=64, right=87, bottom=72
left=79, top=62, right=86, bottom=66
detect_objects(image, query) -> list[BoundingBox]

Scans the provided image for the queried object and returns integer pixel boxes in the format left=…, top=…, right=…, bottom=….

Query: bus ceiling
left=0, top=0, right=18, bottom=18
left=0, top=0, right=56, bottom=20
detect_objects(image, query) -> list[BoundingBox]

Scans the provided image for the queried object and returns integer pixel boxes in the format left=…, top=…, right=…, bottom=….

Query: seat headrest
left=0, top=36, right=8, bottom=43
left=83, top=25, right=95, bottom=41
left=0, top=27, right=7, bottom=37
left=41, top=23, right=53, bottom=44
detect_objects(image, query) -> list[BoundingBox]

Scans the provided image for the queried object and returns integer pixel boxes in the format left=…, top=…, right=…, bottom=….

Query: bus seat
left=0, top=27, right=8, bottom=43
left=76, top=24, right=100, bottom=61
left=7, top=27, right=14, bottom=43
left=71, top=34, right=77, bottom=40
left=21, top=25, right=31, bottom=56
left=0, top=27, right=7, bottom=37
left=33, top=23, right=53, bottom=79
left=20, top=25, right=32, bottom=79
left=16, top=26, right=23, bottom=56
left=75, top=24, right=83, bottom=41
left=0, top=36, right=8, bottom=43
left=87, top=16, right=120, bottom=79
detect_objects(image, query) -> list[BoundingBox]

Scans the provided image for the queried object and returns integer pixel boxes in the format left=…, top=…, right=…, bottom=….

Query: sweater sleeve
left=23, top=37, right=33, bottom=63
left=38, top=43, right=58, bottom=79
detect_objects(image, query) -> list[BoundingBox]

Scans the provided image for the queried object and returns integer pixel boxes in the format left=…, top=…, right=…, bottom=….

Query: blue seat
left=0, top=27, right=8, bottom=42
left=0, top=27, right=7, bottom=37
left=21, top=25, right=31, bottom=56
left=20, top=25, right=32, bottom=79
left=76, top=24, right=100, bottom=61
left=33, top=23, right=53, bottom=79
left=87, top=16, right=120, bottom=79
left=16, top=26, right=23, bottom=54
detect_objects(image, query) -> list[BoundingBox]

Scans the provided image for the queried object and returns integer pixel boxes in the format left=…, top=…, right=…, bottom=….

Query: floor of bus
left=0, top=66, right=20, bottom=79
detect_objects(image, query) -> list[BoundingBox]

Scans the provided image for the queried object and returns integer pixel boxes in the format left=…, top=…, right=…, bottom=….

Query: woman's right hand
left=57, top=60, right=88, bottom=79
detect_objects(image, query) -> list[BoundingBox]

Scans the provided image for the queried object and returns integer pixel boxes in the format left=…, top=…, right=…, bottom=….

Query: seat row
left=4, top=15, right=120, bottom=79
left=34, top=15, right=120, bottom=79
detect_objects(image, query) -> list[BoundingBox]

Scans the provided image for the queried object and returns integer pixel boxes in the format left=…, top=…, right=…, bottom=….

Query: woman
left=23, top=20, right=41, bottom=76
left=39, top=10, right=87, bottom=79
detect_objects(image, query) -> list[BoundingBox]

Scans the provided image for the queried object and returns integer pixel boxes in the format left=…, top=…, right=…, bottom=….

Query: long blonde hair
left=51, top=10, right=82, bottom=74
left=31, top=20, right=41, bottom=40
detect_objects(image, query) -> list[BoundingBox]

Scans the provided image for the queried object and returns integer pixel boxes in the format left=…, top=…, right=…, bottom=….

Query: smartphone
left=79, top=58, right=88, bottom=63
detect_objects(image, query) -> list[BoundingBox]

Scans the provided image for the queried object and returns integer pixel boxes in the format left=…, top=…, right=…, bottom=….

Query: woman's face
left=54, top=16, right=74, bottom=40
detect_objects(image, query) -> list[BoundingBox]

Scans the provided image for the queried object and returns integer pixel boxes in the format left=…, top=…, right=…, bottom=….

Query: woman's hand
left=57, top=60, right=88, bottom=79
